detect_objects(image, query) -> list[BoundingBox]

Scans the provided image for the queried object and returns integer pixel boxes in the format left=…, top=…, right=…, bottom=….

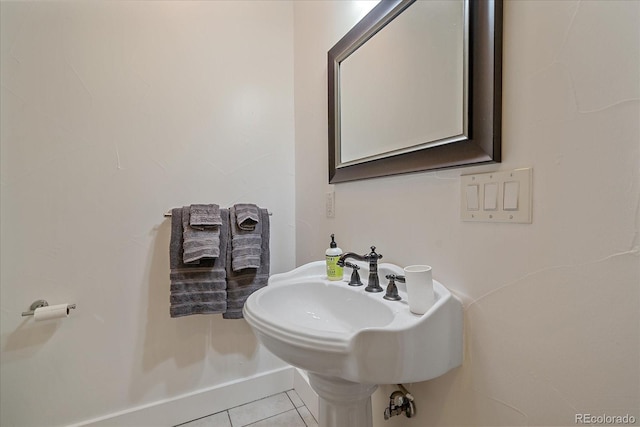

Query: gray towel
left=230, top=205, right=262, bottom=271
left=224, top=208, right=270, bottom=319
left=190, top=204, right=222, bottom=228
left=235, top=203, right=259, bottom=231
left=182, top=206, right=221, bottom=264
left=169, top=207, right=229, bottom=317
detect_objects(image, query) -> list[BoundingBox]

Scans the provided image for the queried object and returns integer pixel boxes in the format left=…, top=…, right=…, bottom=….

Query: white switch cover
left=503, top=181, right=520, bottom=210
left=460, top=168, right=532, bottom=223
left=466, top=185, right=479, bottom=210
left=483, top=182, right=498, bottom=210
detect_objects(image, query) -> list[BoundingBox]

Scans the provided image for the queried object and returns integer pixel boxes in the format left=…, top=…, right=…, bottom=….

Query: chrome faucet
left=337, top=246, right=383, bottom=292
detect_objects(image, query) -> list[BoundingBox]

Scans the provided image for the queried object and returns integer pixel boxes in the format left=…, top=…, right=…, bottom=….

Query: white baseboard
left=73, top=366, right=295, bottom=427
left=293, top=368, right=319, bottom=421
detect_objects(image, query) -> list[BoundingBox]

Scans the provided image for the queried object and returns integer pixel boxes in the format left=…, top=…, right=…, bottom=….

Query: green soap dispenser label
left=326, top=255, right=343, bottom=280
left=326, top=234, right=343, bottom=280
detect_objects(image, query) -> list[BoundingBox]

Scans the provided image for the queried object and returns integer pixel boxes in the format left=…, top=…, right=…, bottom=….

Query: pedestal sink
left=243, top=261, right=463, bottom=427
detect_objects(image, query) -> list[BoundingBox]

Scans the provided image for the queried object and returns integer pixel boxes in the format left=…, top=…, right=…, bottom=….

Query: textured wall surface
left=2, top=1, right=638, bottom=426
left=294, top=1, right=639, bottom=425
left=0, top=2, right=294, bottom=426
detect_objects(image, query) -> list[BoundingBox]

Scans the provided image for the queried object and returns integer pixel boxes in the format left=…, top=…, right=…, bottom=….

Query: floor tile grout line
left=241, top=408, right=304, bottom=427
left=294, top=406, right=310, bottom=427
left=287, top=392, right=308, bottom=427
left=173, top=409, right=228, bottom=427
left=176, top=390, right=309, bottom=427
left=230, top=391, right=298, bottom=426
left=285, top=389, right=297, bottom=407
left=226, top=389, right=295, bottom=412
left=302, top=405, right=319, bottom=426
left=288, top=390, right=316, bottom=426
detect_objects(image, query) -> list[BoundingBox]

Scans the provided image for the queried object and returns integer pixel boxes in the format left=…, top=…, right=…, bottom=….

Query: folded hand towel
left=224, top=208, right=270, bottom=319
left=182, top=206, right=221, bottom=264
left=234, top=203, right=260, bottom=231
left=169, top=207, right=229, bottom=317
left=230, top=205, right=262, bottom=271
left=190, top=204, right=222, bottom=228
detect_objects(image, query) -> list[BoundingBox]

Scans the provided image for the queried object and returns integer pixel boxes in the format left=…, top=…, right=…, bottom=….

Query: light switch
left=460, top=168, right=532, bottom=223
left=504, top=181, right=519, bottom=210
left=466, top=185, right=479, bottom=210
left=484, top=183, right=498, bottom=210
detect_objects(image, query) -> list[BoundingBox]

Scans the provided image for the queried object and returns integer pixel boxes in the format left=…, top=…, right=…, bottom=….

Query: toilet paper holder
left=21, top=300, right=76, bottom=317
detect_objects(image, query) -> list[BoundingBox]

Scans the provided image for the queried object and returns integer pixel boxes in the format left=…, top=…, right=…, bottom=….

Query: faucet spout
left=337, top=252, right=366, bottom=267
left=337, top=246, right=383, bottom=292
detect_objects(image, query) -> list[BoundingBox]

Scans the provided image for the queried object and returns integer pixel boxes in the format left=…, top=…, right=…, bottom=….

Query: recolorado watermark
left=575, top=413, right=637, bottom=425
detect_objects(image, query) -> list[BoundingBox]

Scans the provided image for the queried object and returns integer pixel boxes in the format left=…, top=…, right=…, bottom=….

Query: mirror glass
left=340, top=0, right=466, bottom=165
left=329, top=0, right=502, bottom=183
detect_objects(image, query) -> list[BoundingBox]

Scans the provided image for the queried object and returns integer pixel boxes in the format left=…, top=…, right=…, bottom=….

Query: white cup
left=403, top=265, right=434, bottom=314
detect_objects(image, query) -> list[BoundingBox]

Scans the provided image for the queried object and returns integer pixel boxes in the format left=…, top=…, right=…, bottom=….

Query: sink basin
left=259, top=281, right=395, bottom=334
left=243, top=260, right=463, bottom=385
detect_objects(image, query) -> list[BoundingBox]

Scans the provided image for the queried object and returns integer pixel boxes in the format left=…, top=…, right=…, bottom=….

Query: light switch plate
left=460, top=168, right=532, bottom=223
left=326, top=191, right=335, bottom=218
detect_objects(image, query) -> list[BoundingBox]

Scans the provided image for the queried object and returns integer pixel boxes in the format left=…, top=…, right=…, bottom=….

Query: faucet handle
left=344, top=261, right=359, bottom=270
left=383, top=274, right=402, bottom=301
left=344, top=262, right=363, bottom=287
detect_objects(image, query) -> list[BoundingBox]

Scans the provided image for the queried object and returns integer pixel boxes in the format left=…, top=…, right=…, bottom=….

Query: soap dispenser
left=325, top=234, right=343, bottom=281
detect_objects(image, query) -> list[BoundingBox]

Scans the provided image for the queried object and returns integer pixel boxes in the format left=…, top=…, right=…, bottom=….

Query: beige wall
left=0, top=2, right=295, bottom=426
left=1, top=1, right=638, bottom=426
left=294, top=1, right=639, bottom=426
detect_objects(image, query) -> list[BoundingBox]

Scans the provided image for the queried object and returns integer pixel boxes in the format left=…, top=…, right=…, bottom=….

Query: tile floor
left=175, top=390, right=318, bottom=427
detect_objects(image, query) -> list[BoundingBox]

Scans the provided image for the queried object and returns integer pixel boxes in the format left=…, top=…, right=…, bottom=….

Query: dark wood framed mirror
left=328, top=0, right=502, bottom=183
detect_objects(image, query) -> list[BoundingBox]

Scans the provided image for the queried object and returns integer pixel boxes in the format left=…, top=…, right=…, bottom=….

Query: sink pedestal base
left=308, top=373, right=378, bottom=427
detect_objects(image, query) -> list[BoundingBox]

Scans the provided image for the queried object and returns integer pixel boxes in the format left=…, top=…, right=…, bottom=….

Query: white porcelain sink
left=259, top=281, right=395, bottom=334
left=243, top=260, right=463, bottom=385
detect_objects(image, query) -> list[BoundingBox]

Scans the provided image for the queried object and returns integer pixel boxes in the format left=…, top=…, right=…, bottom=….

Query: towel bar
left=164, top=209, right=272, bottom=218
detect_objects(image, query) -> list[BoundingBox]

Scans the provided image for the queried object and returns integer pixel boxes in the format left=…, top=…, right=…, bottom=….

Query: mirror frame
left=328, top=0, right=502, bottom=183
